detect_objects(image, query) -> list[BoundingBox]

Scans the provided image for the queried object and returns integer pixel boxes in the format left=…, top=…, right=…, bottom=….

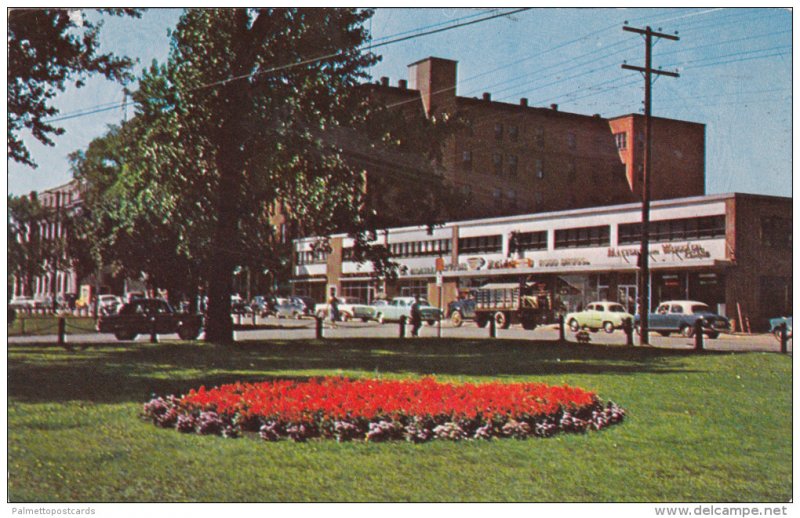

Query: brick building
left=369, top=56, right=706, bottom=220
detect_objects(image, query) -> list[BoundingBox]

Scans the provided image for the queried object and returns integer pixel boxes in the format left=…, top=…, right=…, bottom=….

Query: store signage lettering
left=538, top=257, right=590, bottom=268
left=662, top=243, right=711, bottom=259
left=487, top=258, right=533, bottom=270
left=607, top=242, right=711, bottom=261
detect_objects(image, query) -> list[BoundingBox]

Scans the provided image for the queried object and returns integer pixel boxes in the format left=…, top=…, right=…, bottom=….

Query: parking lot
left=8, top=314, right=790, bottom=353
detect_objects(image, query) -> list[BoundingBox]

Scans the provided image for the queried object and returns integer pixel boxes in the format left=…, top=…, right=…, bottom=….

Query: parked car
left=636, top=300, right=730, bottom=338
left=231, top=294, right=253, bottom=316
left=97, top=298, right=204, bottom=341
left=378, top=297, right=442, bottom=325
left=447, top=297, right=476, bottom=327
left=769, top=316, right=792, bottom=341
left=314, top=297, right=358, bottom=321
left=275, top=298, right=305, bottom=319
left=353, top=300, right=387, bottom=323
left=290, top=296, right=316, bottom=316
left=565, top=301, right=634, bottom=334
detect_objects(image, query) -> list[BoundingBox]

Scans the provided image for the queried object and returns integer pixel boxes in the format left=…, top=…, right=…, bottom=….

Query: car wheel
left=361, top=317, right=369, bottom=323
left=494, top=311, right=510, bottom=329
left=295, top=312, right=302, bottom=320
left=706, top=331, right=719, bottom=339
left=376, top=313, right=384, bottom=325
left=450, top=310, right=464, bottom=327
left=569, top=319, right=581, bottom=332
left=521, top=319, right=537, bottom=331
left=114, top=331, right=137, bottom=341
left=658, top=331, right=671, bottom=337
left=341, top=313, right=351, bottom=322
left=178, top=325, right=200, bottom=340
left=427, top=320, right=436, bottom=326
left=681, top=325, right=694, bottom=338
left=603, top=321, right=615, bottom=334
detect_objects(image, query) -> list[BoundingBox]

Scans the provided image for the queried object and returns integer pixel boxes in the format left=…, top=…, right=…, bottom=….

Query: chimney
left=550, top=103, right=559, bottom=111
left=408, top=57, right=458, bottom=116
left=520, top=98, right=528, bottom=107
left=482, top=92, right=491, bottom=101
left=398, top=79, right=407, bottom=90
left=380, top=76, right=389, bottom=87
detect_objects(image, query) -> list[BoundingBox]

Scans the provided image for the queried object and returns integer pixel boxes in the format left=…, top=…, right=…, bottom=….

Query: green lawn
left=8, top=315, right=97, bottom=336
left=7, top=338, right=792, bottom=502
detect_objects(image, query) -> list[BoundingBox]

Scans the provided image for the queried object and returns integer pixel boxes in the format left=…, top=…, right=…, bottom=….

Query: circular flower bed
left=142, top=377, right=625, bottom=443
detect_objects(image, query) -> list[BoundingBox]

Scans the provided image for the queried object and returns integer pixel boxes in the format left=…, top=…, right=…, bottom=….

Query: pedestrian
left=410, top=296, right=422, bottom=337
left=330, top=296, right=340, bottom=328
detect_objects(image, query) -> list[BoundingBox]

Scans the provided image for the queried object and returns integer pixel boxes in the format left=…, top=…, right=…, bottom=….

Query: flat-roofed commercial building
left=292, top=193, right=791, bottom=331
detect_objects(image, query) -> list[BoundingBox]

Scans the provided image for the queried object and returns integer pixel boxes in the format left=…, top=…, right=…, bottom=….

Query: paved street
left=9, top=315, right=791, bottom=353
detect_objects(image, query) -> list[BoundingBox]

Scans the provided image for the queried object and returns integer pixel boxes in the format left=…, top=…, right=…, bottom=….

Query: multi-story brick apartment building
left=10, top=181, right=83, bottom=301
left=368, top=56, right=706, bottom=220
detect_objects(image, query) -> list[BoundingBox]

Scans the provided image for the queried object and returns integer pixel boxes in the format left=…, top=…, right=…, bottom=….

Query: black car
left=291, top=296, right=316, bottom=316
left=97, top=298, right=204, bottom=341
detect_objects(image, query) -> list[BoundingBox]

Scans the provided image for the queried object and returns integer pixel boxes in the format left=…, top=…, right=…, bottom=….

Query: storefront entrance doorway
left=618, top=285, right=637, bottom=314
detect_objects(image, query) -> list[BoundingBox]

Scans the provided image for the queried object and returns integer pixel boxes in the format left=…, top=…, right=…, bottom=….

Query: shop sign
left=487, top=258, right=533, bottom=270
left=538, top=257, right=590, bottom=268
left=662, top=243, right=711, bottom=259
left=607, top=242, right=712, bottom=262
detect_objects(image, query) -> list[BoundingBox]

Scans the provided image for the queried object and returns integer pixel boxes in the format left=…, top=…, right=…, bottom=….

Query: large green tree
left=140, top=8, right=382, bottom=343
left=8, top=8, right=142, bottom=167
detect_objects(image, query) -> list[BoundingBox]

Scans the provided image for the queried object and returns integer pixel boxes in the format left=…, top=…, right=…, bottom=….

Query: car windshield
left=608, top=304, right=626, bottom=312
left=691, top=304, right=711, bottom=314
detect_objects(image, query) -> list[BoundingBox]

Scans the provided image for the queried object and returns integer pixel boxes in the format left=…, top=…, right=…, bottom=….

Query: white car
left=314, top=297, right=357, bottom=321
left=566, top=301, right=634, bottom=333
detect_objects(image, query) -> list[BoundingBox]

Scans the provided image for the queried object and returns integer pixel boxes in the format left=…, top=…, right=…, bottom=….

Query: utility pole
left=622, top=24, right=679, bottom=345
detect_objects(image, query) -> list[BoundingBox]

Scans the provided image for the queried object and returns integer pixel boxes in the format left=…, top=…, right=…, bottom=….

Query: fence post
left=150, top=317, right=158, bottom=344
left=780, top=323, right=789, bottom=354
left=316, top=315, right=324, bottom=339
left=489, top=315, right=497, bottom=338
left=58, top=317, right=66, bottom=348
left=623, top=317, right=634, bottom=347
left=399, top=316, right=406, bottom=338
left=252, top=312, right=257, bottom=326
left=20, top=317, right=25, bottom=336
left=558, top=314, right=565, bottom=342
left=694, top=318, right=704, bottom=351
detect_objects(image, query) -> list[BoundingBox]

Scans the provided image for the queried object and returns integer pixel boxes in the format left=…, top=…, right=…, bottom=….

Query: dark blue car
left=636, top=300, right=729, bottom=338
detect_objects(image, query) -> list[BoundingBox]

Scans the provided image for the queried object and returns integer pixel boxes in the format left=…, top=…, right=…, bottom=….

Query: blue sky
left=7, top=7, right=792, bottom=199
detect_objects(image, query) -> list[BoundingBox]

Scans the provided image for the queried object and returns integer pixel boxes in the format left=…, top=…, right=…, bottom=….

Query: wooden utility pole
left=622, top=24, right=679, bottom=345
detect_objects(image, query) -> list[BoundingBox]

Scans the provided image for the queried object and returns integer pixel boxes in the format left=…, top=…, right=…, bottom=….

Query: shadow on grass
left=8, top=337, right=732, bottom=405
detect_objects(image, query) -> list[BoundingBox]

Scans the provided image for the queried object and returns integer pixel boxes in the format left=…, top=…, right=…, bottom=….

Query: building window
left=493, top=153, right=503, bottom=175
left=508, top=155, right=518, bottom=176
left=389, top=239, right=451, bottom=258
left=509, top=125, right=519, bottom=142
left=535, top=127, right=544, bottom=149
left=458, top=235, right=503, bottom=255
left=567, top=160, right=576, bottom=180
left=618, top=215, right=726, bottom=245
left=614, top=132, right=627, bottom=150
left=534, top=192, right=543, bottom=207
left=461, top=150, right=472, bottom=171
left=535, top=159, right=544, bottom=179
left=567, top=131, right=577, bottom=151
left=555, top=225, right=611, bottom=249
left=507, top=189, right=517, bottom=209
left=493, top=188, right=502, bottom=207
left=494, top=123, right=503, bottom=141
left=513, top=230, right=547, bottom=251
left=761, top=217, right=792, bottom=250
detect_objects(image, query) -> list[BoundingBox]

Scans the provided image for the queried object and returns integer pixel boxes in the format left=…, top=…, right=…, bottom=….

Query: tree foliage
left=8, top=8, right=143, bottom=167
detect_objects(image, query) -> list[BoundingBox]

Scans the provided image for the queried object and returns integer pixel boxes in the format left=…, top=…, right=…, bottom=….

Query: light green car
left=565, top=301, right=633, bottom=334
